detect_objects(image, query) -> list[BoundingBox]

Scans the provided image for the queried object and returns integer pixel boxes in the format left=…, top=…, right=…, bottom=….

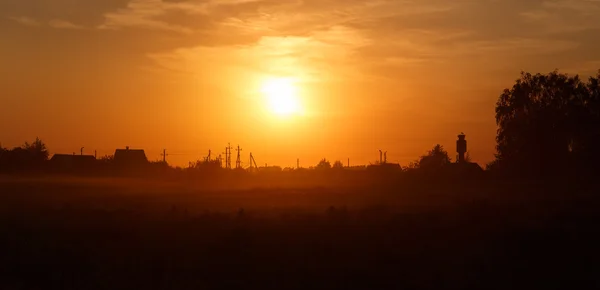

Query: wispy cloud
left=9, top=16, right=40, bottom=27
left=98, top=0, right=201, bottom=34
left=10, top=16, right=86, bottom=30
left=520, top=0, right=600, bottom=33
left=49, top=19, right=85, bottom=30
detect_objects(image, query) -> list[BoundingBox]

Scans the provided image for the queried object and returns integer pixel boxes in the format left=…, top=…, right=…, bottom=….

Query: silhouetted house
left=114, top=147, right=148, bottom=168
left=367, top=162, right=402, bottom=173
left=50, top=154, right=97, bottom=171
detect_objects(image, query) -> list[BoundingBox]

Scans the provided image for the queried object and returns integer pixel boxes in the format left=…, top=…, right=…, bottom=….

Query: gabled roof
left=114, top=148, right=148, bottom=166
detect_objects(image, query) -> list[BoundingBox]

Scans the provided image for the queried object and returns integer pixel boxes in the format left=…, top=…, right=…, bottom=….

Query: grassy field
left=1, top=176, right=598, bottom=289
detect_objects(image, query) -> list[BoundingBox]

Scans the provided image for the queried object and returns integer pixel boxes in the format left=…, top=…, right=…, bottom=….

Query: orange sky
left=1, top=0, right=600, bottom=167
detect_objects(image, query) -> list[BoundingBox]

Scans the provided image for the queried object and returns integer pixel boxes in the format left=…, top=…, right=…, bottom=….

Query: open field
left=1, top=176, right=599, bottom=289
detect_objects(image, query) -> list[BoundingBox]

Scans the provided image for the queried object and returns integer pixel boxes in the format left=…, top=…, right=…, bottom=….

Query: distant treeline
left=2, top=70, right=599, bottom=180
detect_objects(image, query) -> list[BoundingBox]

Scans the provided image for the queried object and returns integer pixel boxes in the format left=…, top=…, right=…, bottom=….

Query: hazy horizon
left=2, top=0, right=600, bottom=167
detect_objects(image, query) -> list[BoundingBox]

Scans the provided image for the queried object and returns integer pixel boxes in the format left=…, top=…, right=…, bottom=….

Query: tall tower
left=457, top=133, right=467, bottom=163
left=236, top=145, right=242, bottom=169
left=226, top=143, right=233, bottom=169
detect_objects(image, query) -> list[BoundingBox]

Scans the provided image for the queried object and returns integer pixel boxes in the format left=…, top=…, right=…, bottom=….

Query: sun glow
left=261, top=78, right=301, bottom=116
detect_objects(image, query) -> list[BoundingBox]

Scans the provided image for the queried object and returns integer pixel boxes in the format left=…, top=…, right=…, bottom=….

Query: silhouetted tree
left=332, top=160, right=344, bottom=169
left=493, top=70, right=600, bottom=177
left=99, top=155, right=115, bottom=164
left=0, top=138, right=49, bottom=172
left=316, top=159, right=331, bottom=170
left=465, top=152, right=472, bottom=163
left=23, top=138, right=49, bottom=162
left=419, top=144, right=451, bottom=172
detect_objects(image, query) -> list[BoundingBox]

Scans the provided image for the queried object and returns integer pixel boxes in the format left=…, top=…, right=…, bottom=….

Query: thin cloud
left=98, top=0, right=196, bottom=34
left=49, top=19, right=85, bottom=30
left=9, top=16, right=40, bottom=27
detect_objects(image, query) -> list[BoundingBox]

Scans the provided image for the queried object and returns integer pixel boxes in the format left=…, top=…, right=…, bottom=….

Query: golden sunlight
left=261, top=78, right=301, bottom=116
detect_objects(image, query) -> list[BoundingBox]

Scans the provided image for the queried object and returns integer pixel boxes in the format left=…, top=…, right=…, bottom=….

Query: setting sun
left=261, top=78, right=301, bottom=116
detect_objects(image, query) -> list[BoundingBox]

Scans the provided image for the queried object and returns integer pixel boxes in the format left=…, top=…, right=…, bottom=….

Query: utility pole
left=161, top=149, right=168, bottom=163
left=81, top=147, right=84, bottom=156
left=227, top=143, right=233, bottom=169
left=297, top=158, right=300, bottom=169
left=236, top=145, right=242, bottom=169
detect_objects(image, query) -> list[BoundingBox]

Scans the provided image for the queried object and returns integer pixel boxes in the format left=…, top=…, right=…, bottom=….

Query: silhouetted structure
left=236, top=145, right=242, bottom=169
left=442, top=134, right=484, bottom=177
left=457, top=133, right=467, bottom=163
left=225, top=143, right=233, bottom=169
left=249, top=153, right=258, bottom=170
left=114, top=147, right=148, bottom=168
left=50, top=154, right=97, bottom=171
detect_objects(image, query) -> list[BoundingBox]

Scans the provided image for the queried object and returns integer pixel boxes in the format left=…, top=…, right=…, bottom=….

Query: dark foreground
left=1, top=176, right=599, bottom=289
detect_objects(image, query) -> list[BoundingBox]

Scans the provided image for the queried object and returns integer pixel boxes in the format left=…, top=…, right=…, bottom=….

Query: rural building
left=114, top=147, right=148, bottom=168
left=50, top=154, right=97, bottom=171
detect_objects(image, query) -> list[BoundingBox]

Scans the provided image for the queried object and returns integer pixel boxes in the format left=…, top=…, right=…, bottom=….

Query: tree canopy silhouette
left=316, top=159, right=332, bottom=170
left=418, top=144, right=451, bottom=172
left=493, top=70, right=600, bottom=176
left=332, top=160, right=344, bottom=169
left=404, top=144, right=452, bottom=173
left=0, top=138, right=49, bottom=172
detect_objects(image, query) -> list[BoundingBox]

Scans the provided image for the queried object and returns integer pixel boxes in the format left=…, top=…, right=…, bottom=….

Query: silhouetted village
left=2, top=70, right=600, bottom=290
left=0, top=133, right=484, bottom=184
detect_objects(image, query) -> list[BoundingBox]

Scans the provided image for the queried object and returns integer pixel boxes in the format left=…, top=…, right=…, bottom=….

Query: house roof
left=114, top=148, right=148, bottom=165
left=51, top=154, right=96, bottom=162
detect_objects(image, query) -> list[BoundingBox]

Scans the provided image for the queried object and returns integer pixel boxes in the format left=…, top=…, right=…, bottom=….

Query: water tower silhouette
left=457, top=133, right=467, bottom=163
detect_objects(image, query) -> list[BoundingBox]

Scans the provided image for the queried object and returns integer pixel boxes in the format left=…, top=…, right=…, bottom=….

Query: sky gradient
left=2, top=0, right=600, bottom=167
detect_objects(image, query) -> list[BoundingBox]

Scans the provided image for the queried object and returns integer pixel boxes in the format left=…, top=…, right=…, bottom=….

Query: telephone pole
left=161, top=149, right=168, bottom=163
